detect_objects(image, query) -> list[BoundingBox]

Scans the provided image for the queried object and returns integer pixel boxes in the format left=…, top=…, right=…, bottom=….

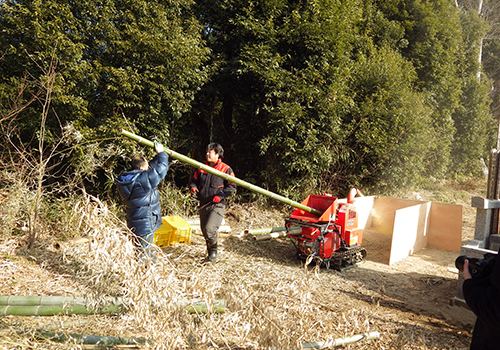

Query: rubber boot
left=205, top=242, right=212, bottom=262
left=209, top=245, right=217, bottom=264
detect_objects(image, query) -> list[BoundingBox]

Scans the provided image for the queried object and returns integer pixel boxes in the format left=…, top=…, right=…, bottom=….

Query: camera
left=455, top=253, right=497, bottom=280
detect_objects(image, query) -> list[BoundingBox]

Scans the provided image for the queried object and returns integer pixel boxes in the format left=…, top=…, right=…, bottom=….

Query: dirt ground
left=0, top=185, right=486, bottom=349
left=220, top=188, right=481, bottom=349
left=203, top=199, right=478, bottom=349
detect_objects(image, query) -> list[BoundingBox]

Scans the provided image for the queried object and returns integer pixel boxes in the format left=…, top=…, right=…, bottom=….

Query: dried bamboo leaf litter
left=1, top=188, right=481, bottom=349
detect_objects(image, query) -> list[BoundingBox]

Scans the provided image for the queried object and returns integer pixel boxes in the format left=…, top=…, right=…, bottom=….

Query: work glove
left=154, top=142, right=164, bottom=153
left=190, top=187, right=199, bottom=195
left=212, top=195, right=221, bottom=203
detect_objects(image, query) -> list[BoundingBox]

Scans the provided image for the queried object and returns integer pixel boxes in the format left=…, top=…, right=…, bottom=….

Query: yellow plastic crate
left=154, top=216, right=192, bottom=248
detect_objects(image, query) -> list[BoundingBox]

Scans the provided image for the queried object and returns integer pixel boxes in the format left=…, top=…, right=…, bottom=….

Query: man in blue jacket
left=116, top=142, right=169, bottom=260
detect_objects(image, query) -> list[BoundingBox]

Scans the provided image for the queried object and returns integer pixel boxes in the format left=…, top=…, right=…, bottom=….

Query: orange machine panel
left=345, top=228, right=363, bottom=246
left=336, top=203, right=358, bottom=231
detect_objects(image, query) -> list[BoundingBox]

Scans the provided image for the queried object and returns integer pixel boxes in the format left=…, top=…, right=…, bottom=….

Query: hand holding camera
left=455, top=253, right=496, bottom=280
left=463, top=259, right=472, bottom=280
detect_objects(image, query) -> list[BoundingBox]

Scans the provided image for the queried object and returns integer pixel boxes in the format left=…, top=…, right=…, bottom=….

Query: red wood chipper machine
left=285, top=189, right=367, bottom=270
left=121, top=130, right=367, bottom=270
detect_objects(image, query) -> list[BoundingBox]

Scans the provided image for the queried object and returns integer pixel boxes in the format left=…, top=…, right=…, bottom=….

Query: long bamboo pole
left=0, top=295, right=225, bottom=315
left=0, top=304, right=122, bottom=316
left=36, top=332, right=150, bottom=345
left=0, top=295, right=85, bottom=306
left=15, top=329, right=151, bottom=345
left=121, top=130, right=322, bottom=216
left=0, top=296, right=123, bottom=315
left=183, top=299, right=226, bottom=314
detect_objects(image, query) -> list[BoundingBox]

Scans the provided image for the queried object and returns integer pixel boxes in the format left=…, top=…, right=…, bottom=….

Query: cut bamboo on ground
left=185, top=218, right=232, bottom=234
left=245, top=226, right=301, bottom=235
left=254, top=229, right=302, bottom=241
left=0, top=296, right=226, bottom=315
left=0, top=295, right=86, bottom=306
left=0, top=296, right=123, bottom=316
left=12, top=328, right=152, bottom=346
left=302, top=331, right=381, bottom=349
left=0, top=304, right=122, bottom=316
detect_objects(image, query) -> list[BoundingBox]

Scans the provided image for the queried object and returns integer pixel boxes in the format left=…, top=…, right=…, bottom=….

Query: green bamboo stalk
left=24, top=330, right=152, bottom=345
left=0, top=295, right=85, bottom=306
left=0, top=295, right=223, bottom=315
left=0, top=296, right=123, bottom=315
left=0, top=304, right=123, bottom=316
left=121, top=130, right=322, bottom=216
left=184, top=299, right=226, bottom=314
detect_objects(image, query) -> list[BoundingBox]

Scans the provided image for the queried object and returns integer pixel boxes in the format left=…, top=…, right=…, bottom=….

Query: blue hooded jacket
left=115, top=152, right=169, bottom=237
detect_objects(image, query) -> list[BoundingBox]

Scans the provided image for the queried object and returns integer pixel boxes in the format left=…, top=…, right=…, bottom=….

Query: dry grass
left=64, top=195, right=377, bottom=349
left=0, top=193, right=378, bottom=349
left=0, top=181, right=485, bottom=349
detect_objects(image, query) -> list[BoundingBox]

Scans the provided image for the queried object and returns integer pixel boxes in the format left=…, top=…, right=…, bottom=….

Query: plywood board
left=389, top=202, right=431, bottom=265
left=336, top=196, right=462, bottom=265
left=352, top=196, right=375, bottom=229
left=428, top=202, right=462, bottom=252
left=370, top=197, right=425, bottom=236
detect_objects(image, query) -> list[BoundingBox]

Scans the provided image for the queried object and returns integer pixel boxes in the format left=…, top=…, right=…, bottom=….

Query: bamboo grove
left=1, top=0, right=499, bottom=201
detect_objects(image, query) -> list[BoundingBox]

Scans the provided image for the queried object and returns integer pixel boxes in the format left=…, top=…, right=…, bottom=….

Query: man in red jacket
left=189, top=143, right=236, bottom=263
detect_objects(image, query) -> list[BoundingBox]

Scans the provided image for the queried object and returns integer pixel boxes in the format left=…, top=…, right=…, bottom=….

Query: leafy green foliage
left=334, top=45, right=433, bottom=192
left=373, top=0, right=462, bottom=178
left=482, top=38, right=500, bottom=146
left=191, top=0, right=363, bottom=199
left=0, top=0, right=208, bottom=143
left=1, top=0, right=498, bottom=201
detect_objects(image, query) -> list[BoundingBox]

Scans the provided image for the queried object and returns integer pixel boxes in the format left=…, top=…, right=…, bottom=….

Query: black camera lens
left=455, top=255, right=466, bottom=272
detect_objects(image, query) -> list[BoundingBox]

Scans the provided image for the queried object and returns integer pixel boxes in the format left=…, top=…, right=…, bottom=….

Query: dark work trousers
left=199, top=202, right=225, bottom=253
